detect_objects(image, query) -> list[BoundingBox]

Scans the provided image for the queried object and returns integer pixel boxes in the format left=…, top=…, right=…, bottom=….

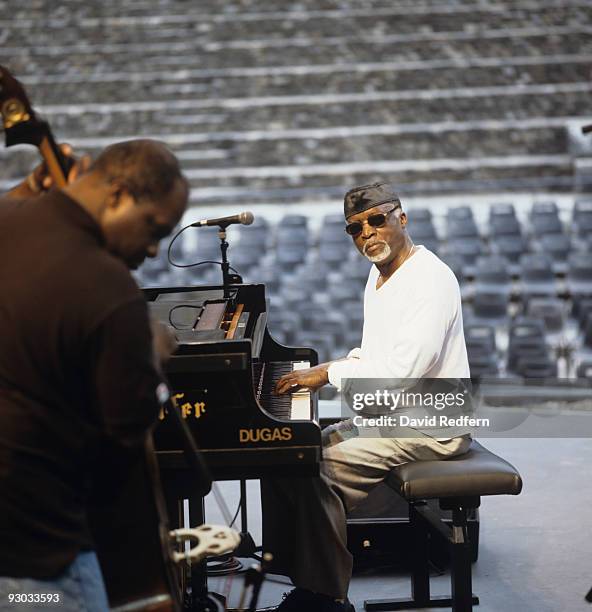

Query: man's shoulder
left=70, top=250, right=143, bottom=324
left=84, top=250, right=141, bottom=296
left=415, top=247, right=457, bottom=276
left=412, top=247, right=461, bottom=293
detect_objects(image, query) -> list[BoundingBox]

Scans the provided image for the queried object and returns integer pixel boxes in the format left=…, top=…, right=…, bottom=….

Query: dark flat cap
left=344, top=181, right=401, bottom=219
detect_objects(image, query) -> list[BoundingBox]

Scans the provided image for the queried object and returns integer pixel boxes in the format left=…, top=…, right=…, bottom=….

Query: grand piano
left=144, top=281, right=322, bottom=484
left=144, top=282, right=322, bottom=607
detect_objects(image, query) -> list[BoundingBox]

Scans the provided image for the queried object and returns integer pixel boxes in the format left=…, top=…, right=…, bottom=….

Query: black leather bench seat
left=386, top=440, right=523, bottom=501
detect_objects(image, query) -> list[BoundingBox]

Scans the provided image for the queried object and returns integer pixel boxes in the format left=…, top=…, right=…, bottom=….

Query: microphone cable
left=166, top=221, right=239, bottom=275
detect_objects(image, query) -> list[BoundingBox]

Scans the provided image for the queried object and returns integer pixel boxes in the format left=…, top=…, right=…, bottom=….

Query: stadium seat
left=572, top=199, right=592, bottom=237
left=518, top=254, right=557, bottom=298
left=408, top=208, right=433, bottom=222
left=530, top=200, right=562, bottom=238
left=489, top=216, right=523, bottom=238
left=536, top=233, right=571, bottom=264
left=576, top=361, right=592, bottom=379
left=280, top=214, right=309, bottom=228
left=525, top=297, right=565, bottom=332
left=446, top=217, right=480, bottom=240
left=276, top=225, right=309, bottom=246
left=566, top=253, right=592, bottom=296
left=472, top=290, right=509, bottom=321
left=445, top=237, right=485, bottom=267
left=229, top=245, right=265, bottom=273
left=474, top=256, right=512, bottom=295
left=294, top=330, right=336, bottom=363
left=490, top=235, right=529, bottom=264
left=464, top=324, right=497, bottom=353
left=317, top=241, right=350, bottom=265
left=466, top=324, right=500, bottom=378
left=489, top=202, right=517, bottom=221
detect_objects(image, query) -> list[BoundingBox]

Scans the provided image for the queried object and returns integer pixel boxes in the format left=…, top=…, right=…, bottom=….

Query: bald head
left=63, top=139, right=189, bottom=269
left=89, top=139, right=189, bottom=206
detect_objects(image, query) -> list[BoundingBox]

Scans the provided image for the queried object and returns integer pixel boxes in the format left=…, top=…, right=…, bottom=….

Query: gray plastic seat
left=530, top=201, right=560, bottom=236
left=446, top=238, right=485, bottom=266
left=276, top=225, right=309, bottom=246
left=317, top=241, right=350, bottom=265
left=572, top=199, right=592, bottom=236
left=489, top=215, right=523, bottom=238
left=519, top=253, right=557, bottom=298
left=447, top=218, right=480, bottom=240
left=490, top=235, right=528, bottom=264
left=280, top=214, right=308, bottom=228
left=537, top=234, right=571, bottom=263
left=408, top=207, right=433, bottom=222
left=526, top=297, right=564, bottom=332
left=465, top=324, right=496, bottom=352
left=576, top=361, right=592, bottom=379
left=567, top=253, right=592, bottom=296
left=474, top=256, right=512, bottom=296
left=472, top=290, right=509, bottom=320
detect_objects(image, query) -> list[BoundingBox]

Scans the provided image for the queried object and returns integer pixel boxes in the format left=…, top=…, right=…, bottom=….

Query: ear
left=399, top=211, right=408, bottom=227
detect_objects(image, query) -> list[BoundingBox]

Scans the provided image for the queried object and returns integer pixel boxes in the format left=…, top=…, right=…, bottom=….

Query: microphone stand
left=217, top=227, right=232, bottom=298
left=216, top=225, right=242, bottom=298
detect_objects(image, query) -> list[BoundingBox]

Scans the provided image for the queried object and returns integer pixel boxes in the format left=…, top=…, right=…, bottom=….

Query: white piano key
left=290, top=361, right=312, bottom=420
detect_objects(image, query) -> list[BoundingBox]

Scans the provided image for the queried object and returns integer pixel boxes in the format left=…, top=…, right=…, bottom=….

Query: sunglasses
left=345, top=205, right=401, bottom=236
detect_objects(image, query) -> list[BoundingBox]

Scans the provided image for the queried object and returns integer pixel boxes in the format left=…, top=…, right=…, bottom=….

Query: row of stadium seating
left=135, top=206, right=592, bottom=388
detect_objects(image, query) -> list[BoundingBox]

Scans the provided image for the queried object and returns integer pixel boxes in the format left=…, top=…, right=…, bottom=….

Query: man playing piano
left=0, top=140, right=188, bottom=610
left=268, top=182, right=472, bottom=612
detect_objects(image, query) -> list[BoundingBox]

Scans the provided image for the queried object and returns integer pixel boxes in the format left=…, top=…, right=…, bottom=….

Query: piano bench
left=364, top=440, right=522, bottom=612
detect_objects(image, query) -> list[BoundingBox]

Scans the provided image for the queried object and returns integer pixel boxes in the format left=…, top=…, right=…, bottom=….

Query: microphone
left=191, top=211, right=254, bottom=228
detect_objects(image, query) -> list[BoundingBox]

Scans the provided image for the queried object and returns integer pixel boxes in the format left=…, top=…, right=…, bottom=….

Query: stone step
left=0, top=123, right=571, bottom=178
left=2, top=0, right=549, bottom=21
left=17, top=56, right=591, bottom=106
left=7, top=24, right=589, bottom=62
left=3, top=3, right=590, bottom=46
left=188, top=156, right=576, bottom=201
left=33, top=83, right=592, bottom=137
left=9, top=29, right=591, bottom=80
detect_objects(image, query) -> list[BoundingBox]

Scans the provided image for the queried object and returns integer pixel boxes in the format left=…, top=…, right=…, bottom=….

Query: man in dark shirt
left=0, top=139, right=189, bottom=610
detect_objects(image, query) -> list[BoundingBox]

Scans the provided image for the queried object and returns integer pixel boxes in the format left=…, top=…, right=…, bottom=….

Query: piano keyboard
left=253, top=361, right=312, bottom=421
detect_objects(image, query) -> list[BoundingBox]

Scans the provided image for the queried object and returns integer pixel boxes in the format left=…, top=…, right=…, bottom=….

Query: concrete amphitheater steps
left=12, top=56, right=591, bottom=106
left=0, top=122, right=571, bottom=169
left=1, top=0, right=590, bottom=196
left=8, top=29, right=592, bottom=80
left=3, top=2, right=591, bottom=45
left=30, top=83, right=592, bottom=135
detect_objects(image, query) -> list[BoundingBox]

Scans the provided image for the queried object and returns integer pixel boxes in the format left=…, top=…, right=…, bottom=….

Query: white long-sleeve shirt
left=328, top=246, right=470, bottom=388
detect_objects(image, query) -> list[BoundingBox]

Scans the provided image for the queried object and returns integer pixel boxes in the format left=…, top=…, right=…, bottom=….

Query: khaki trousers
left=260, top=420, right=471, bottom=599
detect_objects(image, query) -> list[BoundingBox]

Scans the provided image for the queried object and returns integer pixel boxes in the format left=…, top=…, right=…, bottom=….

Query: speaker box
left=346, top=482, right=479, bottom=570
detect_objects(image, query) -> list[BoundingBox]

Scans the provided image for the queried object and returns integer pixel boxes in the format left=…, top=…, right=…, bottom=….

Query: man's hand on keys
left=274, top=363, right=331, bottom=395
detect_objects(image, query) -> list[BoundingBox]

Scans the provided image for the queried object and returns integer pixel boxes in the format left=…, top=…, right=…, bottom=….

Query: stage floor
left=204, top=438, right=592, bottom=612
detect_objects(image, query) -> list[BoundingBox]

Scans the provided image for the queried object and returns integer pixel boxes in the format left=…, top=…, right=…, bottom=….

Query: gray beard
left=363, top=241, right=392, bottom=263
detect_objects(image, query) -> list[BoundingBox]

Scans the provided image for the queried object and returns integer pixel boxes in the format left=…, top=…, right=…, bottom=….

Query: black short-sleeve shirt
left=0, top=190, right=162, bottom=578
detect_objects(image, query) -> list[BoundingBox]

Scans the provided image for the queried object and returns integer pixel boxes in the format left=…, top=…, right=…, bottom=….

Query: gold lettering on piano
left=239, top=427, right=293, bottom=443
left=158, top=393, right=206, bottom=421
